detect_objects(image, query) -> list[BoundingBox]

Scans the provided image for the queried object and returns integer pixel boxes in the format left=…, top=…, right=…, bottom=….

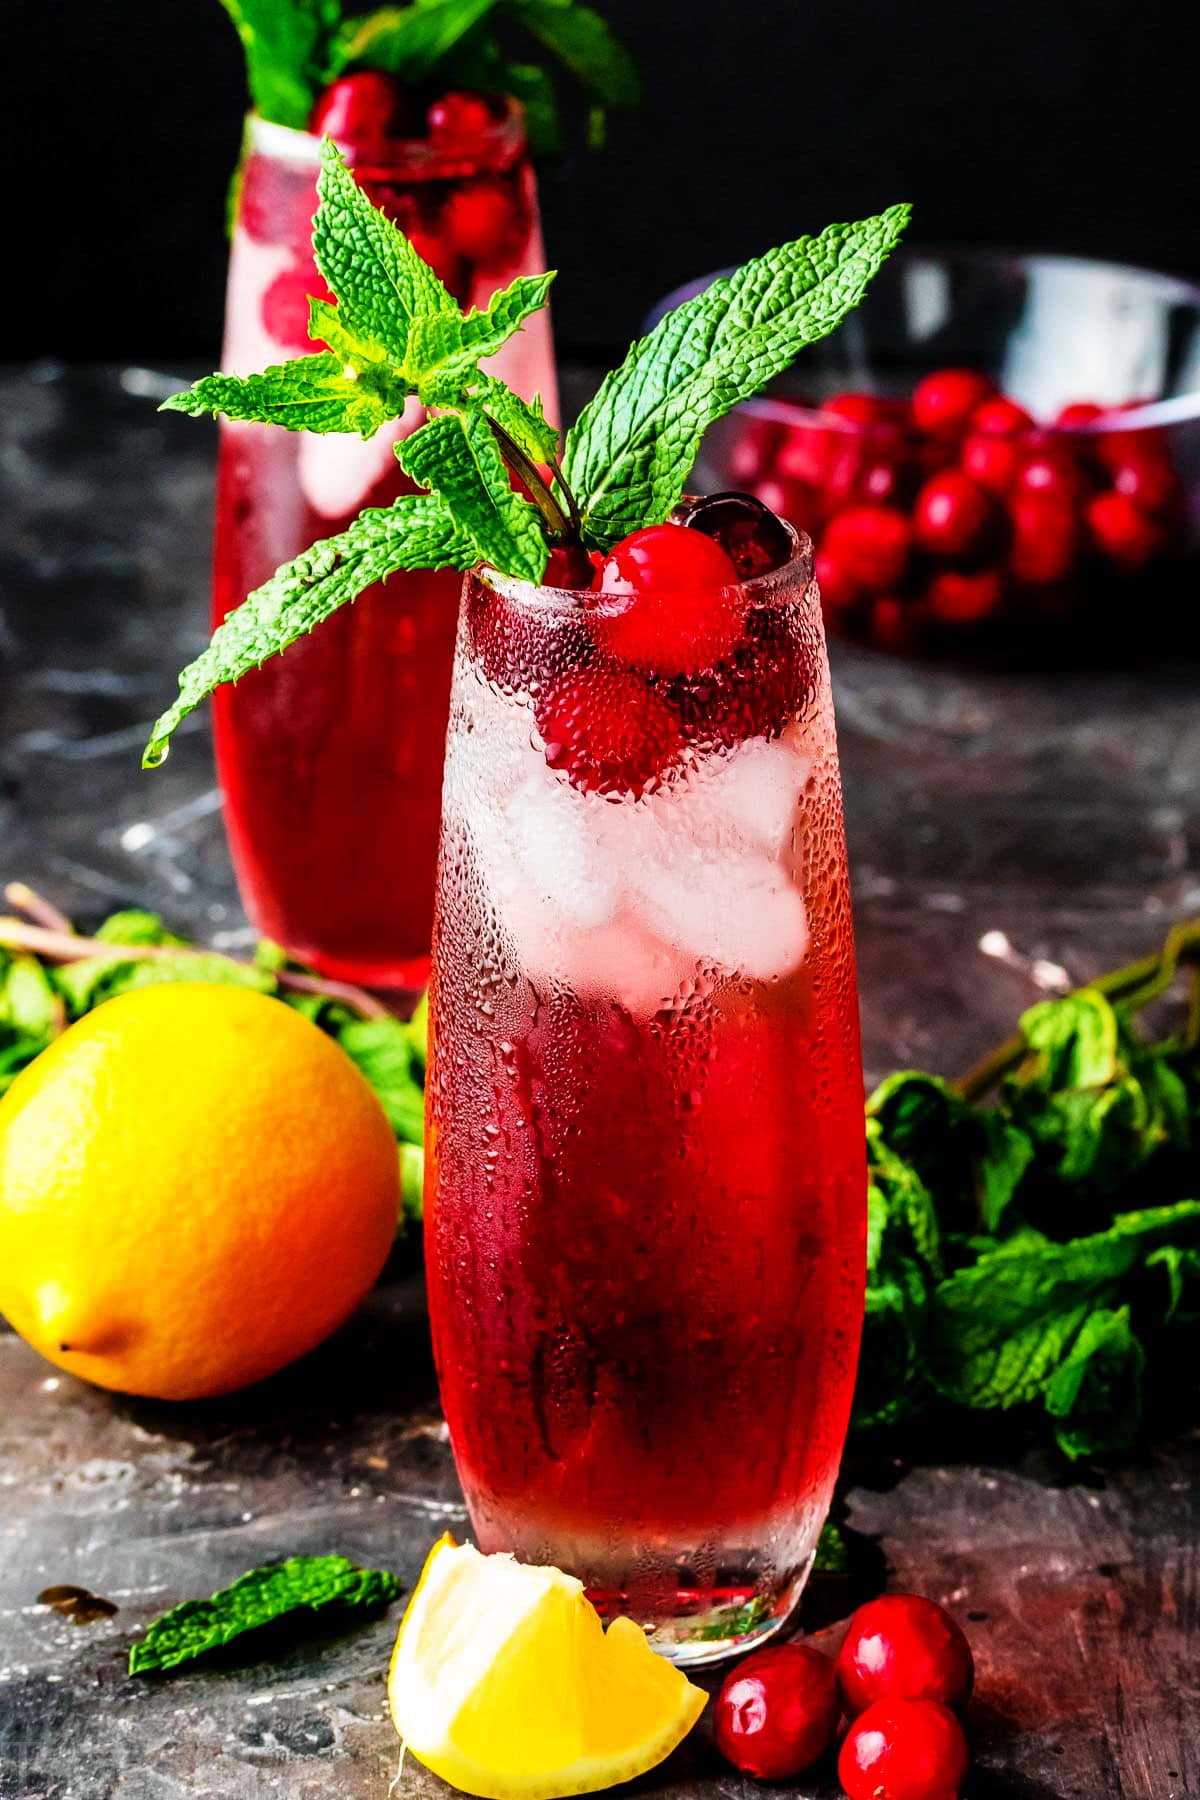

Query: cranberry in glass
left=260, top=264, right=331, bottom=351
left=713, top=1643, right=840, bottom=1780
left=677, top=491, right=794, bottom=580
left=592, top=522, right=745, bottom=675
left=1086, top=491, right=1170, bottom=571
left=426, top=88, right=498, bottom=140
left=535, top=664, right=683, bottom=797
left=970, top=394, right=1034, bottom=438
left=444, top=178, right=526, bottom=266
left=911, top=368, right=994, bottom=441
left=836, top=1594, right=975, bottom=1714
left=820, top=506, right=912, bottom=592
left=309, top=71, right=414, bottom=141
left=913, top=471, right=1000, bottom=561
left=839, top=1699, right=970, bottom=1800
left=961, top=432, right=1022, bottom=494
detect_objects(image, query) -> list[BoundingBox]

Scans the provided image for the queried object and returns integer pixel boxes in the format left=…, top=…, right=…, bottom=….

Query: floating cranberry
left=912, top=471, right=999, bottom=561
left=1008, top=491, right=1081, bottom=585
left=960, top=432, right=1022, bottom=495
left=836, top=1594, right=975, bottom=1715
left=713, top=1643, right=840, bottom=1780
left=1086, top=491, right=1170, bottom=571
left=309, top=71, right=414, bottom=141
left=671, top=601, right=814, bottom=748
left=260, top=264, right=331, bottom=351
left=443, top=178, right=527, bottom=267
left=426, top=88, right=499, bottom=140
left=838, top=1699, right=969, bottom=1800
left=911, top=368, right=994, bottom=442
left=535, top=665, right=683, bottom=797
left=820, top=506, right=912, bottom=592
left=1055, top=400, right=1107, bottom=430
left=924, top=567, right=1004, bottom=626
left=592, top=522, right=745, bottom=676
left=677, top=491, right=794, bottom=580
left=970, top=394, right=1034, bottom=438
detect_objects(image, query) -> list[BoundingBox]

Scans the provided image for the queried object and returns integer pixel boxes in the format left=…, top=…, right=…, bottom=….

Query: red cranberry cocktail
left=214, top=91, right=557, bottom=987
left=424, top=503, right=867, bottom=1663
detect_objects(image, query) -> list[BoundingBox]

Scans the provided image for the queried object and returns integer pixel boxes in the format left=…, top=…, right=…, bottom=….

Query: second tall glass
left=425, top=529, right=867, bottom=1664
left=213, top=106, right=558, bottom=988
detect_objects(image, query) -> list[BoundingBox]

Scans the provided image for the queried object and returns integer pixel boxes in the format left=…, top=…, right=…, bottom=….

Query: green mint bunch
left=219, top=0, right=640, bottom=156
left=147, top=148, right=907, bottom=765
left=856, top=917, right=1200, bottom=1461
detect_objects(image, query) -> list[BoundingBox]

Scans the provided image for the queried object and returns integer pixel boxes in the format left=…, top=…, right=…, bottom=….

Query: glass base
left=588, top=1552, right=814, bottom=1670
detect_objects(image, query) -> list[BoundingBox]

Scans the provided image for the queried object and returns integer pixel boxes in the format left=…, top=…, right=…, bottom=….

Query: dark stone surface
left=1, top=364, right=1198, bottom=1797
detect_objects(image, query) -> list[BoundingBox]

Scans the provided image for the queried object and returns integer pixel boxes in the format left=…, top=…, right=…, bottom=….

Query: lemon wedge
left=388, top=1535, right=707, bottom=1799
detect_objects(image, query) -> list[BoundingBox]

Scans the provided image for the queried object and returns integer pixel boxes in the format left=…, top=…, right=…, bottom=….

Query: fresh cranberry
left=754, top=476, right=818, bottom=533
left=924, top=567, right=1004, bottom=626
left=869, top=596, right=918, bottom=653
left=819, top=506, right=911, bottom=592
left=823, top=392, right=908, bottom=427
left=1055, top=400, right=1107, bottom=430
left=1107, top=446, right=1183, bottom=519
left=309, top=71, right=414, bottom=142
left=729, top=420, right=783, bottom=486
left=592, top=523, right=745, bottom=676
left=815, top=544, right=861, bottom=611
left=443, top=178, right=526, bottom=267
left=960, top=432, right=1022, bottom=495
left=1008, top=491, right=1081, bottom=585
left=426, top=88, right=498, bottom=140
left=911, top=368, right=994, bottom=441
left=839, top=1699, right=969, bottom=1800
left=713, top=1643, right=840, bottom=1780
left=775, top=420, right=833, bottom=488
left=676, top=492, right=794, bottom=580
left=970, top=394, right=1035, bottom=438
left=535, top=665, right=683, bottom=797
left=836, top=1594, right=975, bottom=1715
left=1016, top=438, right=1085, bottom=502
left=1086, top=491, right=1170, bottom=571
left=671, top=595, right=814, bottom=748
left=260, top=264, right=331, bottom=351
left=912, top=471, right=1000, bottom=561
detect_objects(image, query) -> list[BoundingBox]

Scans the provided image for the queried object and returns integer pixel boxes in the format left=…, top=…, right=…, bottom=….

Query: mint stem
left=485, top=413, right=578, bottom=547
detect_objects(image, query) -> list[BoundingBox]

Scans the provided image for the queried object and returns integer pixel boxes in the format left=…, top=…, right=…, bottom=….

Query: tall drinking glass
left=425, top=526, right=866, bottom=1664
left=213, top=106, right=558, bottom=989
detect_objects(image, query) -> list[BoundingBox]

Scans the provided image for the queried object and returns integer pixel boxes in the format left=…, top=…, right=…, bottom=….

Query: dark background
left=13, top=0, right=1200, bottom=362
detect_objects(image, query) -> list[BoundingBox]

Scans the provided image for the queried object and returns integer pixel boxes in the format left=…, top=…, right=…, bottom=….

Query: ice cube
left=690, top=736, right=809, bottom=858
left=506, top=773, right=619, bottom=932
left=297, top=397, right=424, bottom=520
left=631, top=845, right=809, bottom=982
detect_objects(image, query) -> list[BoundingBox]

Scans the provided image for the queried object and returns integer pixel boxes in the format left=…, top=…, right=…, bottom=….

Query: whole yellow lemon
left=0, top=983, right=399, bottom=1399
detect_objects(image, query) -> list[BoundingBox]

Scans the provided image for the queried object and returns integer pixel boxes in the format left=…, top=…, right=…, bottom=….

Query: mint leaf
left=314, top=141, right=455, bottom=361
left=143, top=495, right=474, bottom=767
left=129, top=1555, right=400, bottom=1675
left=512, top=0, right=641, bottom=108
left=162, top=352, right=401, bottom=439
left=1043, top=1305, right=1145, bottom=1461
left=562, top=203, right=911, bottom=549
left=336, top=1017, right=425, bottom=1144
left=1018, top=990, right=1121, bottom=1090
left=471, top=374, right=558, bottom=462
left=94, top=910, right=187, bottom=948
left=328, top=0, right=502, bottom=81
left=55, top=953, right=276, bottom=1018
left=397, top=409, right=548, bottom=581
left=218, top=0, right=340, bottom=129
left=307, top=297, right=390, bottom=366
left=410, top=273, right=556, bottom=402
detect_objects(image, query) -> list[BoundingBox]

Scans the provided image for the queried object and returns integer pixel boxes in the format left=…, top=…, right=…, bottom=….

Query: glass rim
left=246, top=97, right=527, bottom=173
left=477, top=520, right=815, bottom=612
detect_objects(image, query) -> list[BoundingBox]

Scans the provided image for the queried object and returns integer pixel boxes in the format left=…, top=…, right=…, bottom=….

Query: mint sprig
left=561, top=203, right=912, bottom=550
left=150, top=143, right=907, bottom=763
left=128, top=1555, right=401, bottom=1674
left=217, top=0, right=640, bottom=158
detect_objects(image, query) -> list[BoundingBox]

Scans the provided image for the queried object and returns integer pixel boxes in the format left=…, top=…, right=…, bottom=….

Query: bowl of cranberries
left=652, top=249, right=1200, bottom=661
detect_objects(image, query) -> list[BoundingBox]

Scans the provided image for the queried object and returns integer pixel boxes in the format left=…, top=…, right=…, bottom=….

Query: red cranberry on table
left=713, top=1643, right=840, bottom=1780
left=1086, top=491, right=1170, bottom=571
left=911, top=368, right=994, bottom=441
left=913, top=470, right=1001, bottom=561
left=309, top=71, right=414, bottom=141
left=535, top=664, right=683, bottom=797
left=592, top=522, right=746, bottom=676
left=426, top=88, right=499, bottom=140
left=836, top=1593, right=975, bottom=1714
left=839, top=1698, right=970, bottom=1800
